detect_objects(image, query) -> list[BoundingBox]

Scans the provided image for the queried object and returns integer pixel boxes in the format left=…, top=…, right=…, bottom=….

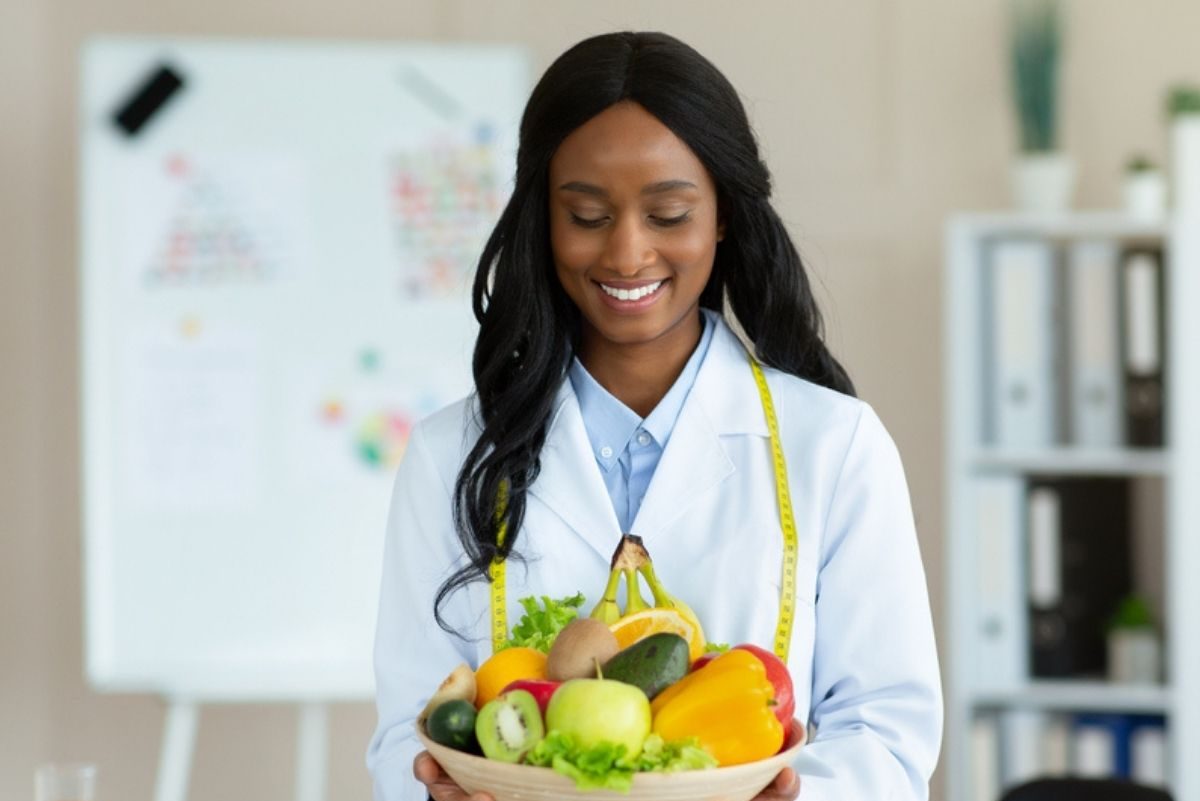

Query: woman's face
left=548, top=101, right=723, bottom=355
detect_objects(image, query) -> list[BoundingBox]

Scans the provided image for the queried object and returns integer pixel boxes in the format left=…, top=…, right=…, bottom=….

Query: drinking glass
left=34, top=763, right=96, bottom=801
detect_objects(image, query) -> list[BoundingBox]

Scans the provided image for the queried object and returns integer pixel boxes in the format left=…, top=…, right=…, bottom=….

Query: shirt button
left=600, top=446, right=614, bottom=459
left=636, top=431, right=651, bottom=446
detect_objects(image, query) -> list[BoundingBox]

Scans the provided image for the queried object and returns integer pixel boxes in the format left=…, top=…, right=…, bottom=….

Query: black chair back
left=999, top=778, right=1172, bottom=801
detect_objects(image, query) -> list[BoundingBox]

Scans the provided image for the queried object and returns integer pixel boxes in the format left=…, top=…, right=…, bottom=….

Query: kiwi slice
left=474, top=689, right=545, bottom=763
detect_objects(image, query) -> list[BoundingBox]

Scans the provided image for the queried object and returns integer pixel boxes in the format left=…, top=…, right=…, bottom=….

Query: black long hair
left=433, top=31, right=856, bottom=634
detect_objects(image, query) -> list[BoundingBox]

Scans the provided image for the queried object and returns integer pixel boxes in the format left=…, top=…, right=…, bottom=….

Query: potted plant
left=1009, top=0, right=1073, bottom=213
left=1168, top=83, right=1200, bottom=211
left=1106, top=594, right=1161, bottom=684
left=1123, top=154, right=1167, bottom=221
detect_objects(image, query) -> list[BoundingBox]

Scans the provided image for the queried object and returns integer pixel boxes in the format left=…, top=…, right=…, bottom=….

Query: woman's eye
left=569, top=212, right=607, bottom=228
left=651, top=212, right=692, bottom=227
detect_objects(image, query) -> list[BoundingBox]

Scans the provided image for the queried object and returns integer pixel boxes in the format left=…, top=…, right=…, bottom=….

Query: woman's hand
left=413, top=752, right=495, bottom=801
left=754, top=767, right=801, bottom=800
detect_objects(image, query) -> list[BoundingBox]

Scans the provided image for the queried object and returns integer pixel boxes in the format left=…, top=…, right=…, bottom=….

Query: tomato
left=500, top=678, right=562, bottom=715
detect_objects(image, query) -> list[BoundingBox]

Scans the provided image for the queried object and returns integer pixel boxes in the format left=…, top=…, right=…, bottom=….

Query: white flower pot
left=1012, top=152, right=1075, bottom=214
left=1108, top=628, right=1161, bottom=684
left=1123, top=171, right=1167, bottom=221
left=1172, top=114, right=1200, bottom=212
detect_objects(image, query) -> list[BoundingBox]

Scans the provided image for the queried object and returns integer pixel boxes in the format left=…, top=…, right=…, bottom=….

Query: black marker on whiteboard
left=112, top=63, right=185, bottom=136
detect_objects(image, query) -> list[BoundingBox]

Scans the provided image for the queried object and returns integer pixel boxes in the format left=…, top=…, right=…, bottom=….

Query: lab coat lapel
left=528, top=383, right=623, bottom=562
left=631, top=317, right=766, bottom=539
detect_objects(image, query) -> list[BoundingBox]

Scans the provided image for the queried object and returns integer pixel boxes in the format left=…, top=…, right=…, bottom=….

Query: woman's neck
left=578, top=311, right=704, bottom=418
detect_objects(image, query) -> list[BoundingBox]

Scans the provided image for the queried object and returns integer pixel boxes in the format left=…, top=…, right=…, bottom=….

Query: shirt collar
left=567, top=310, right=717, bottom=470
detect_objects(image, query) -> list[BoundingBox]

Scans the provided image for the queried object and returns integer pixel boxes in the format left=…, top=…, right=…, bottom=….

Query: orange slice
left=608, top=608, right=705, bottom=663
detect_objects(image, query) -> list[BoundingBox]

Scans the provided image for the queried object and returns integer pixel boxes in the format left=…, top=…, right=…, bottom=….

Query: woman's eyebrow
left=556, top=179, right=698, bottom=197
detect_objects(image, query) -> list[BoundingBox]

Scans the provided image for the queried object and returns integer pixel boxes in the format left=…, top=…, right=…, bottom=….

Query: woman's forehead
left=548, top=102, right=713, bottom=194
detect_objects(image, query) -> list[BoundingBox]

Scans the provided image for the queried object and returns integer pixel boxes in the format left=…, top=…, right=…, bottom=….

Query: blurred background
left=3, top=2, right=1199, bottom=800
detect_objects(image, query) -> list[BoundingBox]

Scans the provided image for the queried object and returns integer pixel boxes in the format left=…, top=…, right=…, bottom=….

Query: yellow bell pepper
left=650, top=649, right=784, bottom=766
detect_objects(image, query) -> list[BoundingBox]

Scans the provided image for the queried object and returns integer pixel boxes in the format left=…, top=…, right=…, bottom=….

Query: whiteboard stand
left=296, top=703, right=330, bottom=801
left=152, top=699, right=331, bottom=801
left=154, top=698, right=198, bottom=801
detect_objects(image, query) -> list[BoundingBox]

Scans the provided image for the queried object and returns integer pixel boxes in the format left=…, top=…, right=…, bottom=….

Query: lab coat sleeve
left=793, top=403, right=943, bottom=801
left=366, top=421, right=479, bottom=801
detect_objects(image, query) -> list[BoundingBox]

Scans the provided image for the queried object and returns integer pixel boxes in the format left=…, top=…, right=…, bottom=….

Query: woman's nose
left=600, top=214, right=655, bottom=276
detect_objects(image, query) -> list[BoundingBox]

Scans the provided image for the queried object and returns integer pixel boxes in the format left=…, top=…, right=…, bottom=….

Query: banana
left=589, top=535, right=707, bottom=648
left=638, top=560, right=706, bottom=643
left=589, top=566, right=623, bottom=624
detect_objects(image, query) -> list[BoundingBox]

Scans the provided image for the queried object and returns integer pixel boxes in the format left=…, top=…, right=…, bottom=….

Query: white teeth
left=601, top=280, right=663, bottom=301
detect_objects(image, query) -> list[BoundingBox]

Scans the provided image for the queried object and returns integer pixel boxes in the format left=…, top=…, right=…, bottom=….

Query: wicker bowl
left=415, top=719, right=806, bottom=801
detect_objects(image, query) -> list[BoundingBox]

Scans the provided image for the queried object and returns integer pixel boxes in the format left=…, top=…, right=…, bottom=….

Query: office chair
left=999, top=777, right=1173, bottom=801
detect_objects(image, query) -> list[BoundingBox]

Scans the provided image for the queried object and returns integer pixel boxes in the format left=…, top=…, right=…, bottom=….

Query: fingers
left=756, top=767, right=800, bottom=800
left=412, top=752, right=495, bottom=801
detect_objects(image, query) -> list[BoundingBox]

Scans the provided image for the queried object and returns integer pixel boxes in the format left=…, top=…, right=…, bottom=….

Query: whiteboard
left=79, top=37, right=528, bottom=700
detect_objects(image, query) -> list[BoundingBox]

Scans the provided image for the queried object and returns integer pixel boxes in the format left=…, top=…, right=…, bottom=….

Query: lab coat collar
left=529, top=313, right=770, bottom=560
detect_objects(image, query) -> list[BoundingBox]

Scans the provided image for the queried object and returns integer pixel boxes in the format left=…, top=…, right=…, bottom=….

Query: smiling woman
left=368, top=30, right=942, bottom=801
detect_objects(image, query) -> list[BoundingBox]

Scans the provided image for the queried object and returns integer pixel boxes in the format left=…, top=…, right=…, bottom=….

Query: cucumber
left=602, top=632, right=689, bottom=700
left=426, top=699, right=479, bottom=752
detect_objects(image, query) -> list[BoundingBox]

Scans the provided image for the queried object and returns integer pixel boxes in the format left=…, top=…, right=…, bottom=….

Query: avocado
left=601, top=632, right=690, bottom=700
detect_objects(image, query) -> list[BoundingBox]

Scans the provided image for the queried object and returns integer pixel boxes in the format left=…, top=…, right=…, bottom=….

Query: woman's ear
left=716, top=219, right=727, bottom=242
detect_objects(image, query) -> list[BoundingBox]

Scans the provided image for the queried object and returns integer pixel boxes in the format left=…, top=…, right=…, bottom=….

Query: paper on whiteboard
left=121, top=318, right=264, bottom=511
left=122, top=151, right=310, bottom=290
left=386, top=123, right=507, bottom=298
left=286, top=357, right=469, bottom=486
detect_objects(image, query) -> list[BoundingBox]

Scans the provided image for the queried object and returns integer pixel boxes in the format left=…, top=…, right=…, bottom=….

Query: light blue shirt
left=568, top=310, right=717, bottom=533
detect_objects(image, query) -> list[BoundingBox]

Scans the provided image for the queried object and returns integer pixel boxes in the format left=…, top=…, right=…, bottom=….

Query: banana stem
left=624, top=568, right=648, bottom=613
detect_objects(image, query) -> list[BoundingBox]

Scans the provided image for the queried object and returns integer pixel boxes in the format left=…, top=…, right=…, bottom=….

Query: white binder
left=1131, top=722, right=1168, bottom=786
left=1002, top=709, right=1048, bottom=787
left=1066, top=240, right=1124, bottom=447
left=989, top=239, right=1059, bottom=448
left=970, top=716, right=1001, bottom=801
left=973, top=476, right=1026, bottom=690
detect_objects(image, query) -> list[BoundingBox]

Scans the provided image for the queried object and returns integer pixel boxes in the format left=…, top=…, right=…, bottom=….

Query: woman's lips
left=594, top=278, right=669, bottom=312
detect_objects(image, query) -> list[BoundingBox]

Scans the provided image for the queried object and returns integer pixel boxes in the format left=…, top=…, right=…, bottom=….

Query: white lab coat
left=367, top=316, right=943, bottom=800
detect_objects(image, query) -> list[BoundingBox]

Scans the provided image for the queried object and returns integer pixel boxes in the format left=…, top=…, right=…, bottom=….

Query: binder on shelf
left=1041, top=714, right=1071, bottom=775
left=987, top=239, right=1060, bottom=448
left=972, top=476, right=1027, bottom=690
left=1066, top=240, right=1124, bottom=448
left=970, top=715, right=1001, bottom=801
left=1027, top=478, right=1132, bottom=679
left=1071, top=713, right=1132, bottom=777
left=1120, top=248, right=1166, bottom=447
left=1130, top=715, right=1169, bottom=786
left=1001, top=709, right=1047, bottom=787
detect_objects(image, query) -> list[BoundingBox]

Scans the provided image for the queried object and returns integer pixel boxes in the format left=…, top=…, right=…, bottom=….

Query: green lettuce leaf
left=499, top=593, right=586, bottom=653
left=526, top=731, right=716, bottom=793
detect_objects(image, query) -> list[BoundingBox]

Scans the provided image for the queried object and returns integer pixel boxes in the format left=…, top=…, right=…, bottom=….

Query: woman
left=368, top=31, right=942, bottom=801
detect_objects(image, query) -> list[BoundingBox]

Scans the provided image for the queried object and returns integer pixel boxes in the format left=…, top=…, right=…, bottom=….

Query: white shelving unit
left=943, top=204, right=1200, bottom=800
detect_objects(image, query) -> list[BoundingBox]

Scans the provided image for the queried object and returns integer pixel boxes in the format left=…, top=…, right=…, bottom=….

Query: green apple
left=545, top=678, right=652, bottom=756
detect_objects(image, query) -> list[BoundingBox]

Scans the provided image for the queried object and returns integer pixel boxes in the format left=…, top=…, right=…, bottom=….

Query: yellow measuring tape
left=488, top=481, right=510, bottom=650
left=748, top=358, right=799, bottom=664
left=489, top=353, right=800, bottom=664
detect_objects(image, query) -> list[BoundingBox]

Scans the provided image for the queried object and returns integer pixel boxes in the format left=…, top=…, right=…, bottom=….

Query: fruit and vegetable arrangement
left=418, top=535, right=798, bottom=792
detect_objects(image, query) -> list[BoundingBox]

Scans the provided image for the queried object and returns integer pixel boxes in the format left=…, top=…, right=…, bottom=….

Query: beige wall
left=3, top=2, right=1198, bottom=799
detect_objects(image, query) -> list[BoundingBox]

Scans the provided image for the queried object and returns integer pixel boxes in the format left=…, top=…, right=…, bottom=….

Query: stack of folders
left=986, top=239, right=1166, bottom=449
left=971, top=711, right=1169, bottom=801
left=971, top=475, right=1133, bottom=688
